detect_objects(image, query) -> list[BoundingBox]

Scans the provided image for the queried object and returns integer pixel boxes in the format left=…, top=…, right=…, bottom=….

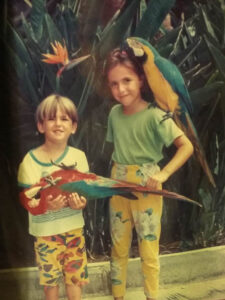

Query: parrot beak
left=121, top=38, right=147, bottom=64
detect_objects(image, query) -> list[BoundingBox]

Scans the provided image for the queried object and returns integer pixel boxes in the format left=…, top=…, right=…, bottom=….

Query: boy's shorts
left=34, top=228, right=89, bottom=287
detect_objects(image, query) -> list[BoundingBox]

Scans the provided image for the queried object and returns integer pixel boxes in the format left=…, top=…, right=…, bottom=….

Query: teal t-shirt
left=106, top=104, right=184, bottom=165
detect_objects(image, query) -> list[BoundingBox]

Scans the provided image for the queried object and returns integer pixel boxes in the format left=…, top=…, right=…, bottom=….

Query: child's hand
left=68, top=193, right=87, bottom=210
left=146, top=170, right=169, bottom=189
left=46, top=194, right=68, bottom=211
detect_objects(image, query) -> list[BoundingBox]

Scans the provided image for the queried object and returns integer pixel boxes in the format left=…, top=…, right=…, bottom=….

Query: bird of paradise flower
left=42, top=41, right=91, bottom=77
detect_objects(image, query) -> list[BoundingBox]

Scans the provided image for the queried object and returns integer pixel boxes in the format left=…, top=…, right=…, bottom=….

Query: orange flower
left=42, top=41, right=69, bottom=65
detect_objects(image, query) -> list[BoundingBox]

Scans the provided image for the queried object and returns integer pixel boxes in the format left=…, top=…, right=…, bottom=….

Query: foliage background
left=1, top=0, right=225, bottom=267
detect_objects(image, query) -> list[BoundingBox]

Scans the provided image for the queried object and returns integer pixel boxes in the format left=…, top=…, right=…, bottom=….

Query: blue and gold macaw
left=123, top=37, right=215, bottom=187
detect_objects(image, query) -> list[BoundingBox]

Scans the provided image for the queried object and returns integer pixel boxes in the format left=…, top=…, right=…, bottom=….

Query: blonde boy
left=18, top=94, right=89, bottom=300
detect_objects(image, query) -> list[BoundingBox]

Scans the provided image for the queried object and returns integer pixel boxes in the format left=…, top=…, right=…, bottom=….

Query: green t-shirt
left=106, top=104, right=184, bottom=165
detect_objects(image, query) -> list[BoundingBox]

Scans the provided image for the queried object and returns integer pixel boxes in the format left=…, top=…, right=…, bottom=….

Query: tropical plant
left=1, top=0, right=225, bottom=267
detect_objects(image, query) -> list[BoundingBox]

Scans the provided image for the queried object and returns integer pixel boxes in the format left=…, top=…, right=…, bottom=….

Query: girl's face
left=107, top=64, right=143, bottom=110
left=37, top=106, right=77, bottom=146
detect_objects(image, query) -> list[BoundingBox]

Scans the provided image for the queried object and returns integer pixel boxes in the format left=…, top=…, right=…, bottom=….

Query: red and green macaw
left=20, top=165, right=202, bottom=216
left=123, top=37, right=215, bottom=187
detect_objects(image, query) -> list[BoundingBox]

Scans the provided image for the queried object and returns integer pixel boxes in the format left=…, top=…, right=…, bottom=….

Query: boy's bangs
left=44, top=100, right=58, bottom=120
left=37, top=94, right=78, bottom=123
left=58, top=101, right=75, bottom=121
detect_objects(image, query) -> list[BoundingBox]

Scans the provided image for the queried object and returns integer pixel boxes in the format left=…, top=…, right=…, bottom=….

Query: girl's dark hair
left=104, top=48, right=145, bottom=78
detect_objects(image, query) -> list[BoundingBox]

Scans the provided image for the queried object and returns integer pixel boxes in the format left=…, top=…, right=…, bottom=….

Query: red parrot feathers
left=20, top=168, right=202, bottom=216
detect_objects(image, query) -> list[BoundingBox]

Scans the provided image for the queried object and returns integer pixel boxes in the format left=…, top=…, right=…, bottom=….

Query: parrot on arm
left=123, top=37, right=215, bottom=187
left=19, top=163, right=202, bottom=216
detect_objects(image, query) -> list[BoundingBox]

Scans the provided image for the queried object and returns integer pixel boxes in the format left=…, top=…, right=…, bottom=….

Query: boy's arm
left=147, top=134, right=193, bottom=189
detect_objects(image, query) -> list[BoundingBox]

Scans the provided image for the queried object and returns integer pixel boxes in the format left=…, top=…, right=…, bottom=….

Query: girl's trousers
left=110, top=163, right=163, bottom=299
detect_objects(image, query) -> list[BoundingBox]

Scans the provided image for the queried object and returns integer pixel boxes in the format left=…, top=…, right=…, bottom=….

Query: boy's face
left=37, top=106, right=77, bottom=145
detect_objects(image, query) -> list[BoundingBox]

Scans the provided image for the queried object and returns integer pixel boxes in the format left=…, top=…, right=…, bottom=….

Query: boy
left=18, top=94, right=89, bottom=300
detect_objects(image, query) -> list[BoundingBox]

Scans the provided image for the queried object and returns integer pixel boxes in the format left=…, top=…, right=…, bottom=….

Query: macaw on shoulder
left=123, top=37, right=215, bottom=187
left=19, top=164, right=201, bottom=216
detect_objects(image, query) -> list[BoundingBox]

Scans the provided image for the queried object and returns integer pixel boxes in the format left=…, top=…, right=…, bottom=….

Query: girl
left=105, top=49, right=194, bottom=300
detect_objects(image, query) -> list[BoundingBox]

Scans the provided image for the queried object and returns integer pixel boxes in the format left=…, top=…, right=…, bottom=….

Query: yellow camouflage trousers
left=110, top=163, right=163, bottom=299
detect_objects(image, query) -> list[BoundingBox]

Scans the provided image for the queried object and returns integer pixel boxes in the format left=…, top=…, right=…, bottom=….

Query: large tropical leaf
left=190, top=81, right=224, bottom=114
left=6, top=22, right=38, bottom=90
left=43, top=13, right=63, bottom=44
left=81, top=0, right=103, bottom=49
left=29, top=0, right=46, bottom=41
left=134, top=0, right=176, bottom=39
left=96, top=0, right=140, bottom=60
left=204, top=35, right=225, bottom=80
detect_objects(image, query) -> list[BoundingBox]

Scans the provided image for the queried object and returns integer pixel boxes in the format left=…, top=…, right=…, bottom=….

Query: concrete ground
left=83, top=276, right=225, bottom=300
left=1, top=245, right=225, bottom=300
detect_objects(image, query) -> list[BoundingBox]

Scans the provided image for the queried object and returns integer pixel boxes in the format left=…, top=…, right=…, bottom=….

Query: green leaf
left=21, top=69, right=40, bottom=106
left=43, top=13, right=63, bottom=44
left=134, top=0, right=176, bottom=39
left=56, top=8, right=79, bottom=51
left=30, top=0, right=46, bottom=40
left=200, top=5, right=218, bottom=42
left=6, top=22, right=38, bottom=89
left=204, top=35, right=225, bottom=80
left=140, top=0, right=147, bottom=18
left=82, top=0, right=103, bottom=47
left=158, top=43, right=173, bottom=58
left=7, top=45, right=40, bottom=106
left=190, top=81, right=224, bottom=113
left=77, top=67, right=95, bottom=115
left=40, top=63, right=58, bottom=93
left=55, top=12, right=69, bottom=43
left=156, top=26, right=180, bottom=49
left=21, top=13, right=38, bottom=43
left=222, top=12, right=225, bottom=47
left=96, top=0, right=139, bottom=60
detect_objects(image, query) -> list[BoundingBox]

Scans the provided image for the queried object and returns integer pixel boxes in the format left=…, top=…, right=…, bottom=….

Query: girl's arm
left=147, top=134, right=194, bottom=189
